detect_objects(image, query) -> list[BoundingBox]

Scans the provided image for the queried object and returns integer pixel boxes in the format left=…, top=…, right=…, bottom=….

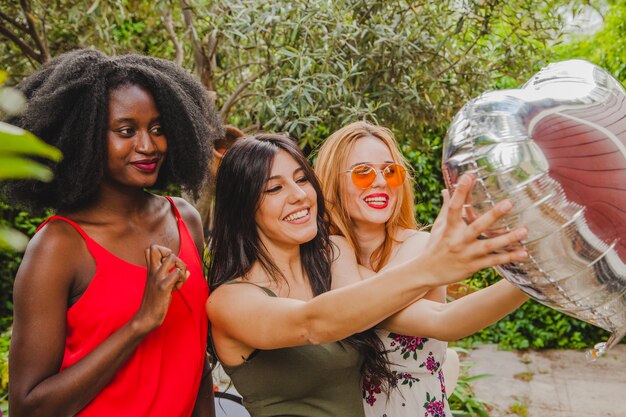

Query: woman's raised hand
left=133, top=244, right=189, bottom=333
left=422, top=173, right=528, bottom=285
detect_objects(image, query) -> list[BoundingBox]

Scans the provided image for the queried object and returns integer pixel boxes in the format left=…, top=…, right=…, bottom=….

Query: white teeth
left=284, top=209, right=309, bottom=222
left=364, top=196, right=388, bottom=203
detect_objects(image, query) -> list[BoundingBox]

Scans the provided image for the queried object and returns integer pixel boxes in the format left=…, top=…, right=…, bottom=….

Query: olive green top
left=215, top=281, right=365, bottom=417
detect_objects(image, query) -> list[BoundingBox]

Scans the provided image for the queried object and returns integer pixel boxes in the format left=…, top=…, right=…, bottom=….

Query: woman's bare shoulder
left=395, top=227, right=429, bottom=244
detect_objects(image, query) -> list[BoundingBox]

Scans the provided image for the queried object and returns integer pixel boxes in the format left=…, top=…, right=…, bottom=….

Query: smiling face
left=342, top=135, right=401, bottom=227
left=104, top=84, right=167, bottom=189
left=255, top=150, right=319, bottom=248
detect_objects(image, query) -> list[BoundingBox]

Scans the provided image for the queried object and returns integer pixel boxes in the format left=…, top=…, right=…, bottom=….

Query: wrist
left=411, top=254, right=441, bottom=290
left=129, top=314, right=157, bottom=338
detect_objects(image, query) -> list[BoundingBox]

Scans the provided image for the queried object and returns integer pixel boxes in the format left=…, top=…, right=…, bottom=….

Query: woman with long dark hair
left=6, top=49, right=223, bottom=417
left=206, top=133, right=527, bottom=417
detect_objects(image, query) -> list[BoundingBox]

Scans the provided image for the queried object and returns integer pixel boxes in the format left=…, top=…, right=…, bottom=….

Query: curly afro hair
left=3, top=48, right=223, bottom=211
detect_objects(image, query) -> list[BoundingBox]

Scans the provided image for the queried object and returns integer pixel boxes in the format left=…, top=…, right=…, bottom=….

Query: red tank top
left=36, top=197, right=209, bottom=416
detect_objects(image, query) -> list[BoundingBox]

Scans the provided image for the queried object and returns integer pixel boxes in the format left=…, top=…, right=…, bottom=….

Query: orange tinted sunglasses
left=345, top=163, right=407, bottom=189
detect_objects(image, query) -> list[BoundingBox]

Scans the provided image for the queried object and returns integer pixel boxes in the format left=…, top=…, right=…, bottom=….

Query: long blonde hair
left=315, top=121, right=418, bottom=271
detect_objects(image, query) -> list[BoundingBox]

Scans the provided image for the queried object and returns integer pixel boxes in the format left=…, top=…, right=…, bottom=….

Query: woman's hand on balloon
left=132, top=244, right=189, bottom=334
left=422, top=173, right=528, bottom=285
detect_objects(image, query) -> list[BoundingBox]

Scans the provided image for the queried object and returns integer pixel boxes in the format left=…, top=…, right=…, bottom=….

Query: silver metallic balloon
left=442, top=60, right=626, bottom=360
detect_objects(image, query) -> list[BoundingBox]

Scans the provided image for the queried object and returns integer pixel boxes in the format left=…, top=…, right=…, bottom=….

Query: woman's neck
left=353, top=221, right=386, bottom=269
left=254, top=234, right=310, bottom=294
left=69, top=182, right=154, bottom=221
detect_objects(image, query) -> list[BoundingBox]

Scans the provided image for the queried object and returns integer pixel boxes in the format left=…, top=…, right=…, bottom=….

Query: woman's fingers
left=149, top=244, right=169, bottom=269
left=446, top=174, right=474, bottom=223
left=474, top=226, right=528, bottom=255
left=147, top=244, right=186, bottom=274
left=475, top=249, right=529, bottom=271
left=464, top=199, right=513, bottom=240
left=157, top=252, right=189, bottom=291
left=441, top=189, right=450, bottom=206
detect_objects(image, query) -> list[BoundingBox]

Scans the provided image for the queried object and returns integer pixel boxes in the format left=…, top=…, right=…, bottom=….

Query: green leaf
left=0, top=88, right=26, bottom=117
left=462, top=373, right=493, bottom=382
left=0, top=226, right=29, bottom=252
left=0, top=156, right=55, bottom=182
left=86, top=0, right=100, bottom=14
left=0, top=122, right=62, bottom=161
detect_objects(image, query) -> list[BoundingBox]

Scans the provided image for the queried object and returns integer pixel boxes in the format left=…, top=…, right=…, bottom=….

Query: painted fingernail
left=186, top=270, right=190, bottom=278
left=516, top=227, right=528, bottom=238
left=516, top=250, right=528, bottom=260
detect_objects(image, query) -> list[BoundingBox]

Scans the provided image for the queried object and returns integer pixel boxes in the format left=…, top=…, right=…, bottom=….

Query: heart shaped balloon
left=442, top=60, right=626, bottom=360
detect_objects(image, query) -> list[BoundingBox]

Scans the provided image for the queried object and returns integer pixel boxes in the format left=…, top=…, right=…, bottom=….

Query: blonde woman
left=316, top=121, right=528, bottom=417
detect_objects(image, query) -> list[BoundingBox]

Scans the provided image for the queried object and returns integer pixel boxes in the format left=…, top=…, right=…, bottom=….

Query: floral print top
left=363, top=330, right=451, bottom=417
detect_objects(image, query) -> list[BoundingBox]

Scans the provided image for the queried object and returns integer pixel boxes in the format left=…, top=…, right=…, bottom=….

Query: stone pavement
left=467, top=344, right=626, bottom=417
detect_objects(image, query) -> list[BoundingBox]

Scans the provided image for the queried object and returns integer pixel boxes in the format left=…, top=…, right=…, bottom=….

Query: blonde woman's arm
left=331, top=215, right=528, bottom=341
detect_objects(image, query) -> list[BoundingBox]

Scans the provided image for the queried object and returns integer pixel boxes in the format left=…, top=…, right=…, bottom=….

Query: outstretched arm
left=330, top=180, right=529, bottom=341
left=209, top=174, right=528, bottom=366
left=332, top=231, right=528, bottom=340
left=379, top=280, right=528, bottom=340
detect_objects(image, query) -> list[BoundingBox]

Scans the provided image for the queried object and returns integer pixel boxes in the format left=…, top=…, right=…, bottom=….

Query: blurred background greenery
left=1, top=0, right=625, bottom=415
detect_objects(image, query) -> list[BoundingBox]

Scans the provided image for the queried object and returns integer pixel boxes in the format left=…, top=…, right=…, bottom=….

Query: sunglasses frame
left=344, top=163, right=407, bottom=189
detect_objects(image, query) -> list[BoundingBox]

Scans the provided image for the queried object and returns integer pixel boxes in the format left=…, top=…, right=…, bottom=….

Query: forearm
left=381, top=280, right=528, bottom=341
left=301, top=255, right=439, bottom=343
left=191, top=356, right=215, bottom=417
left=11, top=319, right=150, bottom=417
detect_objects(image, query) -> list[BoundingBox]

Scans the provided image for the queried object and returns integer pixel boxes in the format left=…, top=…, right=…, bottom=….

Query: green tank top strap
left=222, top=280, right=278, bottom=297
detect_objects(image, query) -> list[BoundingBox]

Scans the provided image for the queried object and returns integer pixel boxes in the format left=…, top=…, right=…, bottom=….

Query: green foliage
left=0, top=79, right=62, bottom=252
left=456, top=271, right=613, bottom=350
left=552, top=1, right=626, bottom=83
left=0, top=326, right=10, bottom=416
left=200, top=0, right=567, bottom=148
left=447, top=348, right=491, bottom=417
left=0, top=202, right=50, bottom=333
left=401, top=130, right=445, bottom=225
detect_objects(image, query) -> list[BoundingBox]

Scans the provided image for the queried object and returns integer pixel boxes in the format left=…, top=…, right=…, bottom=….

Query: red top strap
left=36, top=215, right=91, bottom=240
left=164, top=196, right=181, bottom=221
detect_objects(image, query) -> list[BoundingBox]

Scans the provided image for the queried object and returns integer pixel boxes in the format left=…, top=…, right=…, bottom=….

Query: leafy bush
left=0, top=202, right=49, bottom=332
left=0, top=327, right=9, bottom=415
left=447, top=347, right=491, bottom=417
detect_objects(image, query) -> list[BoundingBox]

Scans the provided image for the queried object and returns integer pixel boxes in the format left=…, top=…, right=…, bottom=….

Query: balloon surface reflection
left=443, top=60, right=626, bottom=360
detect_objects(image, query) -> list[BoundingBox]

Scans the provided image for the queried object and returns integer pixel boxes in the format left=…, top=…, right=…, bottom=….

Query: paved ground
left=213, top=343, right=626, bottom=416
left=467, top=344, right=626, bottom=417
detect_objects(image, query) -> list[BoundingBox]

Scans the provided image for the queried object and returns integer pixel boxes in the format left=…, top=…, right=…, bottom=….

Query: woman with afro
left=5, top=48, right=223, bottom=417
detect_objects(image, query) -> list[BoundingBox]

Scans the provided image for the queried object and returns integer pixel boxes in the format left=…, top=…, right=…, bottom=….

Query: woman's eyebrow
left=349, top=160, right=394, bottom=168
left=112, top=117, right=136, bottom=123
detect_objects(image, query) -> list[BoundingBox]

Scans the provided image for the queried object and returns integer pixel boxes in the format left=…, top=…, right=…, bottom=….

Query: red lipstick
left=363, top=193, right=389, bottom=209
left=131, top=158, right=159, bottom=173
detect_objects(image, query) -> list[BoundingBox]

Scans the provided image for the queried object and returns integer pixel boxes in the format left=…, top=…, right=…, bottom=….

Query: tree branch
left=220, top=69, right=269, bottom=121
left=179, top=0, right=213, bottom=89
left=205, top=32, right=218, bottom=74
left=163, top=9, right=183, bottom=66
left=0, top=10, right=29, bottom=33
left=0, top=23, right=42, bottom=63
left=19, top=0, right=49, bottom=62
left=216, top=61, right=264, bottom=80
